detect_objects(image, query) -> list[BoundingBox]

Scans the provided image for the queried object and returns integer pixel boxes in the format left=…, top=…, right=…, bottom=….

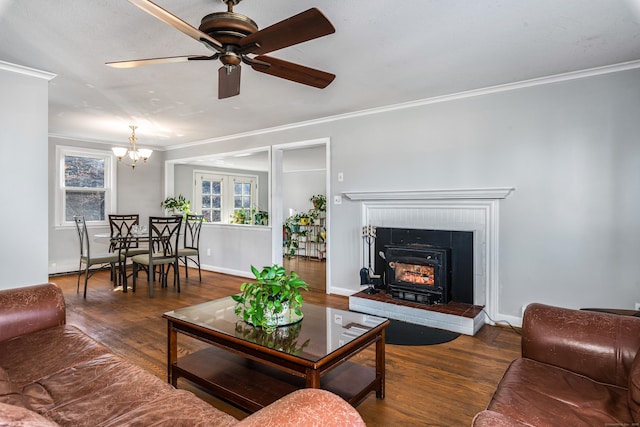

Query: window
left=56, top=146, right=115, bottom=226
left=195, top=172, right=258, bottom=224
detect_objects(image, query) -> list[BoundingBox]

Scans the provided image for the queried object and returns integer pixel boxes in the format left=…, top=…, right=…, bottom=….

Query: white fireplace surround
left=344, top=188, right=515, bottom=322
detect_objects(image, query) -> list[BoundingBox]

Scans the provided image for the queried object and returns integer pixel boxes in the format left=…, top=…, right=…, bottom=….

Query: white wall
left=282, top=170, right=325, bottom=217
left=0, top=63, right=52, bottom=289
left=165, top=67, right=640, bottom=321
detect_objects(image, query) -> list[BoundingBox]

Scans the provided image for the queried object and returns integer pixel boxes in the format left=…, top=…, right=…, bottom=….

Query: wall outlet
left=635, top=302, right=640, bottom=311
left=333, top=195, right=342, bottom=205
left=206, top=248, right=211, bottom=256
left=337, top=172, right=344, bottom=182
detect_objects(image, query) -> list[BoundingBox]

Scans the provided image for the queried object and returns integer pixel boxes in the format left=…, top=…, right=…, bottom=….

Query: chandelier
left=112, top=125, right=153, bottom=169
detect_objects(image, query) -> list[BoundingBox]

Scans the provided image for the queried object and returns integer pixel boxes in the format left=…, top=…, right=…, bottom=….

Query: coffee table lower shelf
left=173, top=346, right=378, bottom=413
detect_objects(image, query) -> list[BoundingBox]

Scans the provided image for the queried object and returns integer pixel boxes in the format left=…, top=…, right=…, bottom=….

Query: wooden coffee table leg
left=305, top=368, right=321, bottom=388
left=167, top=320, right=177, bottom=386
left=376, top=328, right=386, bottom=399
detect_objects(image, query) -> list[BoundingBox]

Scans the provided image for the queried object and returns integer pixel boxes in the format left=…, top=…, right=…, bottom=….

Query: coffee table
left=163, top=296, right=389, bottom=412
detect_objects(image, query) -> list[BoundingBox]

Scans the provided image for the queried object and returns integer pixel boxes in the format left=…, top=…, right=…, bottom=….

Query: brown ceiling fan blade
left=106, top=55, right=212, bottom=68
left=218, top=65, right=241, bottom=99
left=251, top=55, right=335, bottom=89
left=127, top=0, right=223, bottom=52
left=238, top=8, right=335, bottom=55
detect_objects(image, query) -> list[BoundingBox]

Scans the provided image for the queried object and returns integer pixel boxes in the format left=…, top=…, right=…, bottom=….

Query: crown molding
left=0, top=60, right=56, bottom=81
left=165, top=60, right=640, bottom=152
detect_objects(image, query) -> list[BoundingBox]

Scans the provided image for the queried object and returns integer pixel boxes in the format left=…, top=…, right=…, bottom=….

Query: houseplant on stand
left=232, top=264, right=309, bottom=332
left=310, top=194, right=326, bottom=212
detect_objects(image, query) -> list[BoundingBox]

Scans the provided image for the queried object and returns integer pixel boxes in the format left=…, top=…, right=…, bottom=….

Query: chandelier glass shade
left=112, top=125, right=152, bottom=169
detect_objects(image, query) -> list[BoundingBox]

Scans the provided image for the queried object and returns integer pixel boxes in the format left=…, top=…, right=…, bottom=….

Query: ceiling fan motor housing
left=199, top=12, right=258, bottom=45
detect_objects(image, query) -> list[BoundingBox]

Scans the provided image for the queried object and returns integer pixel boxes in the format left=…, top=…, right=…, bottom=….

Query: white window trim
left=55, top=145, right=117, bottom=228
left=194, top=170, right=258, bottom=224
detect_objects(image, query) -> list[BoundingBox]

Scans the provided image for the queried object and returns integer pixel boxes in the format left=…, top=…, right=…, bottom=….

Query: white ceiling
left=1, top=0, right=639, bottom=150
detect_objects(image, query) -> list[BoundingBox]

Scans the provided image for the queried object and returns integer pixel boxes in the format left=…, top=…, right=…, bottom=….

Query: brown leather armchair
left=473, top=303, right=640, bottom=426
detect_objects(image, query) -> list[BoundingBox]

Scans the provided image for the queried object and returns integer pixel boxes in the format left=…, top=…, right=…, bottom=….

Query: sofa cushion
left=19, top=353, right=236, bottom=427
left=0, top=367, right=29, bottom=409
left=488, top=358, right=633, bottom=426
left=629, top=350, right=640, bottom=423
left=0, top=402, right=58, bottom=426
left=101, top=389, right=238, bottom=427
left=0, top=325, right=109, bottom=388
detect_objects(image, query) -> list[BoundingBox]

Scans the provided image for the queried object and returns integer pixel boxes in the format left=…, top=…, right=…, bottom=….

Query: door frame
left=271, top=137, right=331, bottom=293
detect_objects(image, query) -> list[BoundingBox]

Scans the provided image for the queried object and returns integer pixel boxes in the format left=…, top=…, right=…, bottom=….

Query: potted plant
left=229, top=208, right=248, bottom=224
left=232, top=264, right=309, bottom=332
left=160, top=194, right=192, bottom=216
left=299, top=213, right=310, bottom=226
left=310, top=194, right=326, bottom=212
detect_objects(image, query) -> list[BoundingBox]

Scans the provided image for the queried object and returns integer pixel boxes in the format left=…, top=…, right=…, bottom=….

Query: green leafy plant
left=229, top=208, right=248, bottom=224
left=232, top=264, right=309, bottom=332
left=310, top=194, right=326, bottom=212
left=230, top=207, right=269, bottom=225
left=160, top=194, right=192, bottom=216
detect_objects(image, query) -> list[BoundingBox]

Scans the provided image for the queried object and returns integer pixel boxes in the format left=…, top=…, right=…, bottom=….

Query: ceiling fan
left=106, top=0, right=336, bottom=99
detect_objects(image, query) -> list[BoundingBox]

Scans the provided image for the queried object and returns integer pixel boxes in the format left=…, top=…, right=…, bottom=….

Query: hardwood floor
left=49, top=268, right=521, bottom=426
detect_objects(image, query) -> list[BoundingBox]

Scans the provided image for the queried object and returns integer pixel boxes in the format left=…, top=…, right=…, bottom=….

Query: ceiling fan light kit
left=107, top=0, right=335, bottom=99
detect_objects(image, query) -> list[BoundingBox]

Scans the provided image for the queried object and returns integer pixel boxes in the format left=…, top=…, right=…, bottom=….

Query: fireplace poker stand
left=361, top=225, right=379, bottom=294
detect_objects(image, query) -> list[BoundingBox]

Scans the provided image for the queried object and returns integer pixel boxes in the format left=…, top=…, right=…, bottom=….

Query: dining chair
left=131, top=216, right=182, bottom=297
left=108, top=214, right=149, bottom=289
left=73, top=215, right=121, bottom=298
left=178, top=214, right=204, bottom=281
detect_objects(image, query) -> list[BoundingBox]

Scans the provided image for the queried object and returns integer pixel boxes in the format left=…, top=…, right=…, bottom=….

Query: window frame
left=194, top=171, right=258, bottom=224
left=55, top=145, right=116, bottom=228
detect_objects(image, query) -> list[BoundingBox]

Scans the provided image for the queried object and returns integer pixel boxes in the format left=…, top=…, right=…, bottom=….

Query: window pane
left=212, top=181, right=221, bottom=194
left=234, top=183, right=242, bottom=194
left=202, top=181, right=210, bottom=194
left=65, top=191, right=105, bottom=221
left=242, top=197, right=251, bottom=208
left=65, top=156, right=105, bottom=188
left=202, top=195, right=211, bottom=209
left=212, top=195, right=221, bottom=209
left=211, top=210, right=221, bottom=222
left=243, top=183, right=251, bottom=195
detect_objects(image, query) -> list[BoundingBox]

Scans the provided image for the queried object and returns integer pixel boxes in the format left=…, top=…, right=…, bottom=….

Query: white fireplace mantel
left=343, top=187, right=515, bottom=201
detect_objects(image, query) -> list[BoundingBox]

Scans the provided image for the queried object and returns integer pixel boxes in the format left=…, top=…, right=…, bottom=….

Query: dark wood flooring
left=49, top=266, right=521, bottom=426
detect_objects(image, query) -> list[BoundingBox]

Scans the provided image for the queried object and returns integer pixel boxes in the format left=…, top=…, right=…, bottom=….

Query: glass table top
left=164, top=296, right=388, bottom=362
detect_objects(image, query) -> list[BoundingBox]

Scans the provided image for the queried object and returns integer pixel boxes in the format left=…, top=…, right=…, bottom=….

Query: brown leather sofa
left=0, top=283, right=366, bottom=426
left=473, top=303, right=640, bottom=426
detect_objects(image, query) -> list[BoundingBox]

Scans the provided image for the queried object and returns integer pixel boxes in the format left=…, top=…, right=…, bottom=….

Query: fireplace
left=374, top=227, right=474, bottom=305
left=385, top=244, right=451, bottom=305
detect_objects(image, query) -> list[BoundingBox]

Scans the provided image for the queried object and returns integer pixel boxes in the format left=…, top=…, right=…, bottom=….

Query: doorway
left=272, top=139, right=329, bottom=293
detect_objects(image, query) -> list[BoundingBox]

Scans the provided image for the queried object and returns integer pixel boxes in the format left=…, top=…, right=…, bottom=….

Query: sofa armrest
left=236, top=389, right=366, bottom=427
left=0, top=283, right=66, bottom=343
left=522, top=303, right=640, bottom=387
